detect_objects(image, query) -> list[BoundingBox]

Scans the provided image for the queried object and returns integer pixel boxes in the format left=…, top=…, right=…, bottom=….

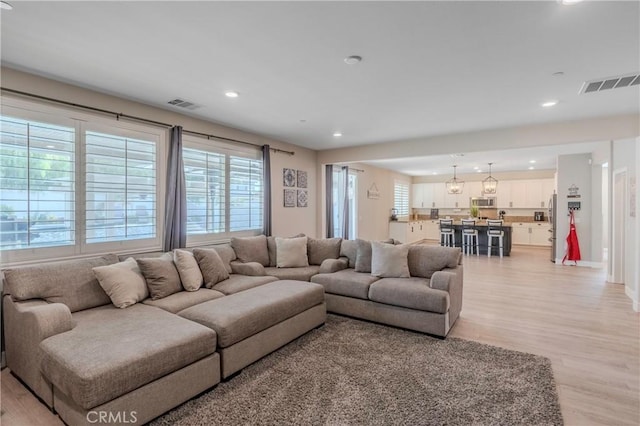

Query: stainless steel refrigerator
left=548, top=193, right=557, bottom=262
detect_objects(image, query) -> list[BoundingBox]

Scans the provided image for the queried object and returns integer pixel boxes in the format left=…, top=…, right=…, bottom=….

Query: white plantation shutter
left=184, top=147, right=225, bottom=234
left=85, top=132, right=157, bottom=243
left=0, top=115, right=76, bottom=250
left=229, top=156, right=263, bottom=231
left=184, top=137, right=264, bottom=243
left=394, top=181, right=410, bottom=216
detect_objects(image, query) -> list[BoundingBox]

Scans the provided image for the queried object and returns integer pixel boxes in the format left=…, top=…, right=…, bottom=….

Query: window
left=85, top=131, right=157, bottom=244
left=1, top=100, right=164, bottom=264
left=0, top=116, right=76, bottom=251
left=394, top=180, right=410, bottom=217
left=184, top=137, right=263, bottom=244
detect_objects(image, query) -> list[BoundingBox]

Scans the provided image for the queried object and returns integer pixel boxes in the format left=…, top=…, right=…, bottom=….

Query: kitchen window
left=394, top=181, right=410, bottom=217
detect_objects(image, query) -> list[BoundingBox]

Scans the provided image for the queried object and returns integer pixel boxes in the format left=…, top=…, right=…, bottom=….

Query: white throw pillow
left=93, top=257, right=149, bottom=308
left=173, top=249, right=204, bottom=291
left=370, top=241, right=410, bottom=278
left=276, top=236, right=309, bottom=268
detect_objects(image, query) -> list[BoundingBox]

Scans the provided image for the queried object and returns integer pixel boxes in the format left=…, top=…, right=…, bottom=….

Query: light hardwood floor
left=1, top=245, right=638, bottom=425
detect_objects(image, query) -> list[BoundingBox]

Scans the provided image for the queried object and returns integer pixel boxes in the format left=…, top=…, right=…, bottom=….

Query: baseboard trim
left=555, top=258, right=604, bottom=268
left=625, top=286, right=639, bottom=312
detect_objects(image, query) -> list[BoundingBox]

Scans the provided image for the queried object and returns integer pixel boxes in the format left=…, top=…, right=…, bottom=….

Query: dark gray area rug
left=152, top=315, right=563, bottom=425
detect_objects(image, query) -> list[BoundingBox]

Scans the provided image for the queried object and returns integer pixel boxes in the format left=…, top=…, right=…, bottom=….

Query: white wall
left=556, top=154, right=593, bottom=264
left=1, top=67, right=319, bottom=238
left=611, top=138, right=638, bottom=309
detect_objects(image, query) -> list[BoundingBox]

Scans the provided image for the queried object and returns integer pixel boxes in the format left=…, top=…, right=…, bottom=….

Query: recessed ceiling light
left=529, top=166, right=535, bottom=170
left=473, top=166, right=479, bottom=170
left=299, top=119, right=307, bottom=123
left=477, top=170, right=483, bottom=173
left=333, top=132, right=342, bottom=137
left=529, top=160, right=536, bottom=164
left=541, top=100, right=558, bottom=108
left=432, top=172, right=438, bottom=175
left=225, top=91, right=239, bottom=98
left=344, top=55, right=362, bottom=65
left=0, top=1, right=13, bottom=10
left=552, top=71, right=565, bottom=77
left=559, top=0, right=583, bottom=5
left=46, top=145, right=54, bottom=149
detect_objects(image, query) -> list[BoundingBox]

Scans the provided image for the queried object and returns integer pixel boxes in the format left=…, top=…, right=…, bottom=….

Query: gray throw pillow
left=354, top=239, right=372, bottom=273
left=193, top=248, right=230, bottom=288
left=267, top=233, right=306, bottom=267
left=276, top=236, right=309, bottom=268
left=137, top=253, right=182, bottom=300
left=307, top=237, right=342, bottom=265
left=408, top=245, right=461, bottom=278
left=231, top=235, right=270, bottom=266
left=173, top=249, right=204, bottom=291
left=93, top=257, right=149, bottom=308
left=370, top=241, right=410, bottom=278
left=340, top=239, right=358, bottom=268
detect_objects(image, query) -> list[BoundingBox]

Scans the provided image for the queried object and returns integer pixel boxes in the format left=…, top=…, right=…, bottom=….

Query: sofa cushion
left=210, top=274, right=279, bottom=295
left=137, top=253, right=182, bottom=300
left=408, top=245, right=461, bottom=278
left=307, top=237, right=342, bottom=265
left=276, top=236, right=309, bottom=268
left=231, top=235, right=269, bottom=266
left=3, top=254, right=118, bottom=312
left=193, top=248, right=230, bottom=288
left=264, top=265, right=321, bottom=282
left=354, top=239, right=373, bottom=273
left=311, top=268, right=380, bottom=300
left=93, top=257, right=149, bottom=308
left=267, top=234, right=305, bottom=267
left=209, top=244, right=237, bottom=274
left=40, top=304, right=216, bottom=409
left=173, top=249, right=204, bottom=291
left=368, top=278, right=450, bottom=314
left=142, top=288, right=225, bottom=313
left=340, top=239, right=358, bottom=268
left=178, top=280, right=324, bottom=348
left=371, top=242, right=410, bottom=278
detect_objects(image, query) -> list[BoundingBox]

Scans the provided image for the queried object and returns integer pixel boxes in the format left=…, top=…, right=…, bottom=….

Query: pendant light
left=446, top=165, right=465, bottom=194
left=482, top=162, right=498, bottom=195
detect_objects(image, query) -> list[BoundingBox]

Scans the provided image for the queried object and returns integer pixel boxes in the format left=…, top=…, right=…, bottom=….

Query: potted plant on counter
left=470, top=205, right=479, bottom=219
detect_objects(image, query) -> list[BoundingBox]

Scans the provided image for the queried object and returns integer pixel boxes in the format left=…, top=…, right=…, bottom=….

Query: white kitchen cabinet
left=389, top=221, right=425, bottom=244
left=467, top=181, right=483, bottom=199
left=509, top=181, right=528, bottom=208
left=511, top=222, right=551, bottom=246
left=541, top=180, right=555, bottom=206
left=424, top=220, right=440, bottom=240
left=496, top=181, right=511, bottom=208
left=412, top=183, right=426, bottom=208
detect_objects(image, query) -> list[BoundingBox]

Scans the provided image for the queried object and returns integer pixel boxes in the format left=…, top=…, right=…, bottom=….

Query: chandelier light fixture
left=482, top=162, right=498, bottom=195
left=446, top=165, right=465, bottom=195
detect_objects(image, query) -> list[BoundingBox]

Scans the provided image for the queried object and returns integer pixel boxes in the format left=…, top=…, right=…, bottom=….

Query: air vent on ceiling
left=167, top=98, right=200, bottom=110
left=580, top=73, right=640, bottom=94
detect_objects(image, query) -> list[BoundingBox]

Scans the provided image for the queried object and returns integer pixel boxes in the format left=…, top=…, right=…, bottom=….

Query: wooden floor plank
left=1, top=245, right=638, bottom=425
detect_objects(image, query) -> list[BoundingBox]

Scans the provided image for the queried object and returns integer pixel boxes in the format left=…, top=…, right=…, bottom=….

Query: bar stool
left=439, top=219, right=455, bottom=247
left=461, top=219, right=479, bottom=256
left=487, top=219, right=504, bottom=258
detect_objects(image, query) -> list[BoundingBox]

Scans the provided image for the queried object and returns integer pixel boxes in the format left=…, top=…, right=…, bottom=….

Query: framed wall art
left=297, top=170, right=308, bottom=188
left=283, top=168, right=296, bottom=187
left=297, top=189, right=308, bottom=207
left=284, top=189, right=296, bottom=207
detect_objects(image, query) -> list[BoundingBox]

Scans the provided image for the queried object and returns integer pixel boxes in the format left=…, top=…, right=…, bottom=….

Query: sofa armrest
left=3, top=296, right=73, bottom=406
left=319, top=258, right=349, bottom=274
left=230, top=261, right=266, bottom=276
left=430, top=266, right=463, bottom=327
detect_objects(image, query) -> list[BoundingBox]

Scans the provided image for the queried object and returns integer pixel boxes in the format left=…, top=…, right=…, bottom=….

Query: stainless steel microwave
left=470, top=197, right=496, bottom=208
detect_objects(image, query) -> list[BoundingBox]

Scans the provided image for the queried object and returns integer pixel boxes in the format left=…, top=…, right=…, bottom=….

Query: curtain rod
left=0, top=87, right=295, bottom=156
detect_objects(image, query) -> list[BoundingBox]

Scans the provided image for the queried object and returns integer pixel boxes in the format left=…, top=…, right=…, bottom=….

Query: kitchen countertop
left=392, top=217, right=548, bottom=225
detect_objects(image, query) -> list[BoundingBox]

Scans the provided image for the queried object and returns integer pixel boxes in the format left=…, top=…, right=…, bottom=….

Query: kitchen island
left=444, top=223, right=512, bottom=256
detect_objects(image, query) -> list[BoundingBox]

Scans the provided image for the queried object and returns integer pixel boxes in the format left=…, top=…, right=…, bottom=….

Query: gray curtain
left=163, top=126, right=186, bottom=251
left=341, top=165, right=350, bottom=239
left=326, top=164, right=334, bottom=238
left=262, top=145, right=272, bottom=236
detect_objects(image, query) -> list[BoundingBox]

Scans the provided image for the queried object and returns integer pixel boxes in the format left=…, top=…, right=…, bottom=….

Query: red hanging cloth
left=562, top=210, right=581, bottom=265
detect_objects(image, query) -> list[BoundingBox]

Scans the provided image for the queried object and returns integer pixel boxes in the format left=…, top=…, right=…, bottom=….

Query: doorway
left=610, top=168, right=626, bottom=283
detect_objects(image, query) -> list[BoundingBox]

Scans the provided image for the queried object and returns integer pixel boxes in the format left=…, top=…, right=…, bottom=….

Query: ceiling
left=1, top=1, right=638, bottom=172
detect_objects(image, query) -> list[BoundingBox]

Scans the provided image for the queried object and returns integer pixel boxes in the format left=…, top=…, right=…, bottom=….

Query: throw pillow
left=354, top=239, right=373, bottom=272
left=408, top=245, right=461, bottom=278
left=340, top=239, right=358, bottom=268
left=307, top=237, right=342, bottom=265
left=93, top=257, right=149, bottom=308
left=231, top=235, right=270, bottom=266
left=173, top=249, right=204, bottom=291
left=370, top=241, right=410, bottom=278
left=137, top=253, right=182, bottom=300
left=267, top=233, right=306, bottom=267
left=193, top=248, right=230, bottom=288
left=276, top=236, right=309, bottom=268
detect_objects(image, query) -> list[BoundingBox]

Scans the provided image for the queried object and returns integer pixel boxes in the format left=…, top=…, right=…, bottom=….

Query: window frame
left=394, top=179, right=410, bottom=217
left=1, top=97, right=166, bottom=265
left=183, top=135, right=263, bottom=247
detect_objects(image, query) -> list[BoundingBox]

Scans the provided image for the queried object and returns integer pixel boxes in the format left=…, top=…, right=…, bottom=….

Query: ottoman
left=178, top=280, right=326, bottom=378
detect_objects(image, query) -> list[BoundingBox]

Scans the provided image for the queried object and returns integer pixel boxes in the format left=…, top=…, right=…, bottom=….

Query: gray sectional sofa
left=2, top=235, right=462, bottom=425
